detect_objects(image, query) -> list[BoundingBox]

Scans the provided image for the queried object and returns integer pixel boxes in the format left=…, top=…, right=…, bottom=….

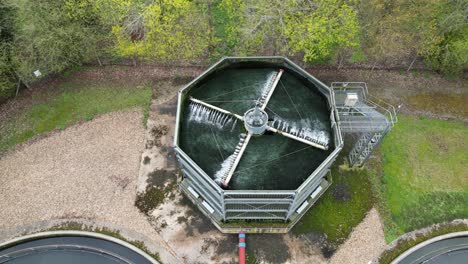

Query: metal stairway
left=331, top=82, right=397, bottom=167
left=348, top=126, right=390, bottom=166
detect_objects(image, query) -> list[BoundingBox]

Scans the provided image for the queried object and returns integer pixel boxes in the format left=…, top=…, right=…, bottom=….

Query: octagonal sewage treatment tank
left=174, top=57, right=343, bottom=227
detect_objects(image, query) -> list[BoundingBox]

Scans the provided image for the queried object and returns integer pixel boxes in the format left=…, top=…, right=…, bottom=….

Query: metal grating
left=331, top=82, right=397, bottom=166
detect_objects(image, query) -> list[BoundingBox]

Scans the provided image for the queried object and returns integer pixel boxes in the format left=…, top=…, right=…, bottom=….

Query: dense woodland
left=0, top=0, right=466, bottom=101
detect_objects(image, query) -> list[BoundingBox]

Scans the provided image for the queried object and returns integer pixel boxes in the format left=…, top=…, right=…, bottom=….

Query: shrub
left=135, top=186, right=165, bottom=215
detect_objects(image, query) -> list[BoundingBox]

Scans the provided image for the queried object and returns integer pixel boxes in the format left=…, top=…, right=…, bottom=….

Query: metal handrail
left=331, top=81, right=398, bottom=129
left=364, top=98, right=396, bottom=127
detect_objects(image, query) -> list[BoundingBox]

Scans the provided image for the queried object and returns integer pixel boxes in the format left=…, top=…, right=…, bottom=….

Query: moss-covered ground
left=293, top=166, right=374, bottom=247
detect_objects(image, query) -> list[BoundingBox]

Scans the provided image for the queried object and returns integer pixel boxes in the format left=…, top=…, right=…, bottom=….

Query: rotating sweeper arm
left=257, top=69, right=328, bottom=150
left=188, top=97, right=252, bottom=187
left=189, top=97, right=244, bottom=121
left=265, top=126, right=328, bottom=150
left=258, top=69, right=284, bottom=110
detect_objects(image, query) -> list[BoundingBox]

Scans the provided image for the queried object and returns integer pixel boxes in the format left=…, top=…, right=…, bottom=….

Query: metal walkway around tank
left=331, top=82, right=397, bottom=166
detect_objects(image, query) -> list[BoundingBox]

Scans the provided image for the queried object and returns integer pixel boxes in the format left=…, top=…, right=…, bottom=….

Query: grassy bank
left=0, top=80, right=152, bottom=153
left=379, top=115, right=468, bottom=242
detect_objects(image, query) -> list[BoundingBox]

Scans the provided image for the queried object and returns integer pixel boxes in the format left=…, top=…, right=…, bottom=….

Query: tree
left=219, top=0, right=294, bottom=56
left=420, top=0, right=468, bottom=74
left=358, top=0, right=418, bottom=65
left=0, top=1, right=17, bottom=101
left=286, top=0, right=361, bottom=63
left=218, top=0, right=361, bottom=62
left=7, top=0, right=104, bottom=84
left=359, top=0, right=467, bottom=73
left=210, top=0, right=244, bottom=57
left=96, top=0, right=212, bottom=62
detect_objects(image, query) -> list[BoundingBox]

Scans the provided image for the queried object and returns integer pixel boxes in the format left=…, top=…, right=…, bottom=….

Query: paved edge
left=390, top=231, right=468, bottom=264
left=373, top=219, right=468, bottom=264
left=0, top=230, right=159, bottom=264
left=0, top=218, right=171, bottom=263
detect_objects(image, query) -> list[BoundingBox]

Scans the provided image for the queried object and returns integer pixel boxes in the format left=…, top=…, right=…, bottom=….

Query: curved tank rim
left=390, top=231, right=468, bottom=264
left=0, top=230, right=159, bottom=264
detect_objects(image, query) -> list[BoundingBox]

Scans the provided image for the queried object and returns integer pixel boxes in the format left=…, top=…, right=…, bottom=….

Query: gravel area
left=330, top=208, right=386, bottom=264
left=0, top=110, right=181, bottom=263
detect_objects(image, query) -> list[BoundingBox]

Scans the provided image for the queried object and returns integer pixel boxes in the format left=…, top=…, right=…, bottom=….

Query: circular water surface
left=0, top=232, right=157, bottom=264
left=180, top=65, right=333, bottom=190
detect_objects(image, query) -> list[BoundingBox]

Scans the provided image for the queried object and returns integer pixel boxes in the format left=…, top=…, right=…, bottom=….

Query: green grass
left=293, top=166, right=374, bottom=246
left=0, top=80, right=152, bottom=153
left=379, top=115, right=468, bottom=242
left=291, top=115, right=467, bottom=249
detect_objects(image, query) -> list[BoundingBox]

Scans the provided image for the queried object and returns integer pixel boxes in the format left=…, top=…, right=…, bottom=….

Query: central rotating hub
left=244, top=106, right=268, bottom=135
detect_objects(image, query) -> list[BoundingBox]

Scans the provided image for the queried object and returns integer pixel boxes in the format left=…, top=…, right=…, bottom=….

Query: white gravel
left=0, top=110, right=181, bottom=263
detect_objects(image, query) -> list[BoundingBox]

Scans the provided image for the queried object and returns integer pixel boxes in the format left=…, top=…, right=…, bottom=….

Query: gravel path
left=0, top=110, right=181, bottom=263
left=330, top=208, right=386, bottom=264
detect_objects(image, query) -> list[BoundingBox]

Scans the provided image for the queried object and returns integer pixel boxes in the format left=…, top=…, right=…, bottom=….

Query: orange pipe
left=238, top=232, right=246, bottom=264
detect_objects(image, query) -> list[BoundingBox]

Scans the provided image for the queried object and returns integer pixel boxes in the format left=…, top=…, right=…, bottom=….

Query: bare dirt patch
left=137, top=80, right=179, bottom=193
left=247, top=234, right=291, bottom=263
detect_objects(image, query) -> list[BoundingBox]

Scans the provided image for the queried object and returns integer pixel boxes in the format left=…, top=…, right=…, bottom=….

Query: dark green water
left=179, top=66, right=332, bottom=190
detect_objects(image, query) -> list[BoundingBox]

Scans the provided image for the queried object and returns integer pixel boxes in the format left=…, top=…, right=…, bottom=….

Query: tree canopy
left=95, top=0, right=211, bottom=61
left=0, top=0, right=466, bottom=101
left=6, top=0, right=102, bottom=84
left=0, top=1, right=17, bottom=98
left=359, top=0, right=467, bottom=73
